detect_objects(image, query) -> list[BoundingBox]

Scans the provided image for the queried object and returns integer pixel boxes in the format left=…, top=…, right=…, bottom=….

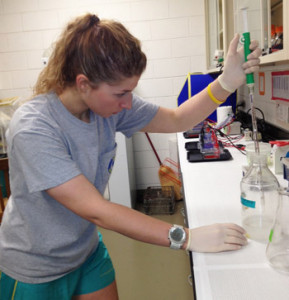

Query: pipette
left=241, top=7, right=260, bottom=153
left=241, top=7, right=265, bottom=212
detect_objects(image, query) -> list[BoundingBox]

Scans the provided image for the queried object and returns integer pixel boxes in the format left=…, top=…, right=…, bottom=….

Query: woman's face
left=83, top=76, right=140, bottom=118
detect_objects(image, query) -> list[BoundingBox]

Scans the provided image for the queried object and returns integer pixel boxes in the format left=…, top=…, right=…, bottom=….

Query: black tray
left=187, top=148, right=232, bottom=162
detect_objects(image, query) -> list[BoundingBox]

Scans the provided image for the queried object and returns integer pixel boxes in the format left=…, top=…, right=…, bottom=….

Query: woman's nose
left=120, top=94, right=132, bottom=110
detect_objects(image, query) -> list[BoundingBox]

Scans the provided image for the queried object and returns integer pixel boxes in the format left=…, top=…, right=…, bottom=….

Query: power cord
left=209, top=124, right=246, bottom=155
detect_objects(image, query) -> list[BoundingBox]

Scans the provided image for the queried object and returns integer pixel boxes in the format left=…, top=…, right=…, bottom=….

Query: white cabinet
left=205, top=0, right=234, bottom=72
left=108, top=133, right=136, bottom=208
left=234, top=0, right=289, bottom=65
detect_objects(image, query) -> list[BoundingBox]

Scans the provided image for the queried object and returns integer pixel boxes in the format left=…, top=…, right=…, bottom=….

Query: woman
left=0, top=13, right=261, bottom=300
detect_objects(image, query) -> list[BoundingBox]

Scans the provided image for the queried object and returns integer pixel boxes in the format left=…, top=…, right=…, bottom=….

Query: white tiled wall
left=0, top=0, right=206, bottom=189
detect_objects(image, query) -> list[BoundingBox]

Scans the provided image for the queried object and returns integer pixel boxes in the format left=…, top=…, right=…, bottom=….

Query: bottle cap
left=269, top=141, right=289, bottom=147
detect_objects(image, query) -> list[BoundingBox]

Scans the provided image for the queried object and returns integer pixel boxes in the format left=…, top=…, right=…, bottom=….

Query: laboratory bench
left=177, top=132, right=289, bottom=300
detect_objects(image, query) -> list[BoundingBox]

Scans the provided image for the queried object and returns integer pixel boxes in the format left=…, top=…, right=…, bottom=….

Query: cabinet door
left=234, top=1, right=263, bottom=48
left=234, top=0, right=288, bottom=64
left=205, top=0, right=223, bottom=70
left=205, top=0, right=234, bottom=72
left=261, top=0, right=288, bottom=64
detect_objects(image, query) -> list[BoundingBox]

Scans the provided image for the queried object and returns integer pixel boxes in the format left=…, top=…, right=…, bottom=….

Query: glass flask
left=266, top=190, right=289, bottom=274
left=240, top=152, right=280, bottom=243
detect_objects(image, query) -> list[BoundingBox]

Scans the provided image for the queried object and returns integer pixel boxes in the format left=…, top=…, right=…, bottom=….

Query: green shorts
left=0, top=233, right=115, bottom=300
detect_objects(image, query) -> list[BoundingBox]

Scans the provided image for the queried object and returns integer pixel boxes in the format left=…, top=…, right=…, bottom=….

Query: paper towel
left=217, top=106, right=232, bottom=125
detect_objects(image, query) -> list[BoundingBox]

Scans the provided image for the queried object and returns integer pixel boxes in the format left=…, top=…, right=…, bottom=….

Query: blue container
left=177, top=72, right=237, bottom=122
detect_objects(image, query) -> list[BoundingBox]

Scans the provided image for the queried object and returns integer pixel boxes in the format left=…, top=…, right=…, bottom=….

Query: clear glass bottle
left=266, top=190, right=289, bottom=274
left=240, top=152, right=280, bottom=243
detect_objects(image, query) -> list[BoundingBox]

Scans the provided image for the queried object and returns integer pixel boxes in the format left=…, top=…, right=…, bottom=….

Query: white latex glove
left=186, top=223, right=248, bottom=253
left=218, top=33, right=262, bottom=93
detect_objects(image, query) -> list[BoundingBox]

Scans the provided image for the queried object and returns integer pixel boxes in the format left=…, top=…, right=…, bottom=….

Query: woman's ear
left=76, top=74, right=91, bottom=94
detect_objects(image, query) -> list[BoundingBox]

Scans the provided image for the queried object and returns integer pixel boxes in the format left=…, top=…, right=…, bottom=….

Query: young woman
left=0, top=13, right=261, bottom=300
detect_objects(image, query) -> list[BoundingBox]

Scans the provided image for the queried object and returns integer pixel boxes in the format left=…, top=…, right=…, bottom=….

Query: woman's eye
left=116, top=92, right=127, bottom=98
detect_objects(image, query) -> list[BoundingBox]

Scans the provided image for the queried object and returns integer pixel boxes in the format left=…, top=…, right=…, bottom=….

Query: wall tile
left=154, top=96, right=178, bottom=109
left=190, top=55, right=206, bottom=73
left=0, top=88, right=32, bottom=99
left=136, top=78, right=173, bottom=97
left=0, top=34, right=9, bottom=52
left=38, top=0, right=78, bottom=10
left=140, top=61, right=154, bottom=79
left=172, top=37, right=195, bottom=57
left=0, top=52, right=27, bottom=71
left=189, top=15, right=205, bottom=36
left=172, top=35, right=206, bottom=57
left=76, top=0, right=131, bottom=6
left=125, top=21, right=152, bottom=41
left=22, top=11, right=59, bottom=31
left=0, top=14, right=22, bottom=33
left=142, top=39, right=171, bottom=60
left=26, top=50, right=45, bottom=69
left=41, top=29, right=61, bottom=49
left=173, top=76, right=188, bottom=96
left=2, top=0, right=38, bottom=13
left=11, top=69, right=39, bottom=89
left=134, top=151, right=160, bottom=169
left=146, top=132, right=173, bottom=150
left=133, top=132, right=173, bottom=152
left=132, top=132, right=151, bottom=152
left=131, top=0, right=168, bottom=21
left=151, top=18, right=189, bottom=40
left=7, top=31, right=43, bottom=52
left=135, top=167, right=160, bottom=187
left=57, top=8, right=89, bottom=28
left=153, top=57, right=191, bottom=78
left=0, top=72, right=12, bottom=89
left=169, top=0, right=203, bottom=17
left=83, top=2, right=131, bottom=22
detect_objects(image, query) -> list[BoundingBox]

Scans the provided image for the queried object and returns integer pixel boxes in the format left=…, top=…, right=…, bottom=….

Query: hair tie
left=90, top=15, right=100, bottom=26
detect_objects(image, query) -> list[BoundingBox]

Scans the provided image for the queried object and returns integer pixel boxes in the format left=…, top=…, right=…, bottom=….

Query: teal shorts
left=0, top=233, right=115, bottom=300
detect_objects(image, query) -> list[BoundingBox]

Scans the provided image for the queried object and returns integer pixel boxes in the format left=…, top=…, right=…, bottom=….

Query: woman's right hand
left=186, top=223, right=248, bottom=253
left=218, top=33, right=262, bottom=93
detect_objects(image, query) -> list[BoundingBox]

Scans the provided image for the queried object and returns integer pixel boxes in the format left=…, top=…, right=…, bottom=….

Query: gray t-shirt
left=0, top=92, right=158, bottom=283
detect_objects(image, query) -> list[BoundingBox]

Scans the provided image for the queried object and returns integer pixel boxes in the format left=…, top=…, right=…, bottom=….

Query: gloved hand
left=218, top=33, right=262, bottom=93
left=186, top=223, right=248, bottom=253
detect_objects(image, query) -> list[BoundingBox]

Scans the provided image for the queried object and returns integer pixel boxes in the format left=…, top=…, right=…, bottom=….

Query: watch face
left=171, top=227, right=185, bottom=242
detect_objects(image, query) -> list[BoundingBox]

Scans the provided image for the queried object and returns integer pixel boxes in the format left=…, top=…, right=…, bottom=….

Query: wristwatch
left=168, top=224, right=186, bottom=250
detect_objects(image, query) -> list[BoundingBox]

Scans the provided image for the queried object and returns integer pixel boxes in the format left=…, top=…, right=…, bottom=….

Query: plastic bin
left=143, top=186, right=175, bottom=215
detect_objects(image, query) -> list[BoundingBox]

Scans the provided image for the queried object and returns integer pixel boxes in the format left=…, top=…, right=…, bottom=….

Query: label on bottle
left=241, top=196, right=256, bottom=208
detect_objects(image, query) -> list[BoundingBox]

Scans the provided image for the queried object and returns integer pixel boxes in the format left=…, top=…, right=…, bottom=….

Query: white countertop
left=177, top=132, right=289, bottom=300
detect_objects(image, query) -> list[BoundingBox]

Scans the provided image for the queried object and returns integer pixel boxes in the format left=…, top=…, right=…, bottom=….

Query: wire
left=246, top=107, right=265, bottom=121
left=209, top=125, right=246, bottom=155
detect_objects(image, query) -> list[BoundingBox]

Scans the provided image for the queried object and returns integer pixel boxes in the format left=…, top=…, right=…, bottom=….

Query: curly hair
left=34, top=13, right=147, bottom=95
